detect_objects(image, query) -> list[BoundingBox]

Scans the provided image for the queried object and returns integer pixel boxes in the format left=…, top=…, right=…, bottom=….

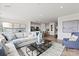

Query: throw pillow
left=0, top=38, right=8, bottom=56
left=0, top=46, right=6, bottom=56
left=0, top=34, right=7, bottom=43
left=69, top=34, right=78, bottom=41
left=3, top=32, right=16, bottom=41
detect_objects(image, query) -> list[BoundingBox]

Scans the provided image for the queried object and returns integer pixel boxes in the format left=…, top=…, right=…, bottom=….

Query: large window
left=2, top=22, right=12, bottom=32
left=2, top=22, right=12, bottom=28
left=0, top=22, right=26, bottom=32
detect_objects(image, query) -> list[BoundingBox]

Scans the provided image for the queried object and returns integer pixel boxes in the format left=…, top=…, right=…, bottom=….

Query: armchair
left=63, top=32, right=79, bottom=49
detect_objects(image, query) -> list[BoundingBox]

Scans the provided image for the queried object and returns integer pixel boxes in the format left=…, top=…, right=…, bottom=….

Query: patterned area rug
left=40, top=42, right=65, bottom=56
left=17, top=42, right=65, bottom=56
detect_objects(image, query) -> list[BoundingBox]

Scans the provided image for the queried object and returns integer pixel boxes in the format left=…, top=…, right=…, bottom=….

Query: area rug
left=17, top=42, right=65, bottom=56
left=40, top=42, right=65, bottom=56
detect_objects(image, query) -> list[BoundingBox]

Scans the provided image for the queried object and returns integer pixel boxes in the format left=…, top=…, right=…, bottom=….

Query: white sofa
left=5, top=42, right=20, bottom=56
left=12, top=37, right=36, bottom=48
left=0, top=35, right=19, bottom=56
left=2, top=32, right=37, bottom=48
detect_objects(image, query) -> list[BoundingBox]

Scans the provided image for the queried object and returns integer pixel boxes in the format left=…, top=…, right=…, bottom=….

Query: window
left=2, top=22, right=12, bottom=28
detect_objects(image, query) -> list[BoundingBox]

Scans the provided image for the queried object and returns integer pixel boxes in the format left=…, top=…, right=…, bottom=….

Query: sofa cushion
left=72, top=32, right=79, bottom=36
left=15, top=33, right=24, bottom=38
left=72, top=32, right=79, bottom=41
left=12, top=38, right=30, bottom=45
left=0, top=34, right=5, bottom=39
left=0, top=34, right=7, bottom=43
left=5, top=42, right=19, bottom=56
left=12, top=37, right=36, bottom=48
left=17, top=39, right=36, bottom=48
left=23, top=33, right=28, bottom=37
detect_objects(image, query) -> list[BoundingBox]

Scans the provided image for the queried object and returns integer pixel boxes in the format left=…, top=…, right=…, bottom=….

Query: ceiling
left=0, top=3, right=79, bottom=23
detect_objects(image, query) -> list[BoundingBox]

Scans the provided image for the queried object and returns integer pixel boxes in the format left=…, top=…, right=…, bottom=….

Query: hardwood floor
left=61, top=48, right=79, bottom=56
left=46, top=36, right=79, bottom=56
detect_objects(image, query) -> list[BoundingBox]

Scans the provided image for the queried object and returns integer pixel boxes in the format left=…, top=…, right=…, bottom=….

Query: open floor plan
left=0, top=3, right=79, bottom=56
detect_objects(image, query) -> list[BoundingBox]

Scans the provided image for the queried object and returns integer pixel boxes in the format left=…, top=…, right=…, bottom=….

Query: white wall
left=40, top=24, right=46, bottom=32
left=58, top=13, right=79, bottom=40
left=45, top=23, right=49, bottom=30
left=25, top=21, right=31, bottom=33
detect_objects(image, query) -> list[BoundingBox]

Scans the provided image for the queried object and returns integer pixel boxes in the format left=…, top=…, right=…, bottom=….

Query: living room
left=0, top=2, right=79, bottom=56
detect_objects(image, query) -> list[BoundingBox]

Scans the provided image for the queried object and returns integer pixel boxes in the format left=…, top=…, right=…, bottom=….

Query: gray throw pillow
left=3, top=32, right=16, bottom=41
left=0, top=46, right=6, bottom=56
left=0, top=39, right=8, bottom=56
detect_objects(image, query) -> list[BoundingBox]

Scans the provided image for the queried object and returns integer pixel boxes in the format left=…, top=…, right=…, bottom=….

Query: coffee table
left=30, top=42, right=52, bottom=56
left=20, top=42, right=52, bottom=56
left=26, top=45, right=37, bottom=56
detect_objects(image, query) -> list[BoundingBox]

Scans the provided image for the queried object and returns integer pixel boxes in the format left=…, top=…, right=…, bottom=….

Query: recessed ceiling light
left=40, top=14, right=43, bottom=16
left=60, top=6, right=63, bottom=8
